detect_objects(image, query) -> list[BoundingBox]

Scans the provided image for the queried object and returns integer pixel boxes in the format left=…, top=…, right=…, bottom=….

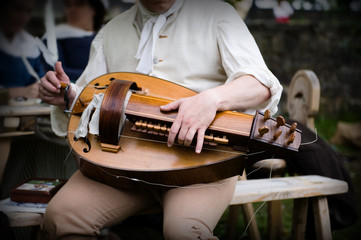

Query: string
left=90, top=149, right=267, bottom=190
left=64, top=129, right=267, bottom=189
left=95, top=165, right=232, bottom=189
left=63, top=131, right=76, bottom=166
left=239, top=201, right=267, bottom=239
left=300, top=127, right=318, bottom=146
left=239, top=154, right=274, bottom=239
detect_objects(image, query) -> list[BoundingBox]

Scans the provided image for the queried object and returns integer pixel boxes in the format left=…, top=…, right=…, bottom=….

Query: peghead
left=276, top=116, right=286, bottom=128
left=273, top=130, right=282, bottom=141
left=289, top=122, right=297, bottom=134
left=258, top=126, right=269, bottom=136
left=264, top=110, right=271, bottom=121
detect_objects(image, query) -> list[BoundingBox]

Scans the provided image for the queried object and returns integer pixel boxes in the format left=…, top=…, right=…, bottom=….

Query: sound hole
left=74, top=136, right=92, bottom=153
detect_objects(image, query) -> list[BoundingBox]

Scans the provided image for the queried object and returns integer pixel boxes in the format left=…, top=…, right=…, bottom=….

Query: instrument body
left=67, top=73, right=301, bottom=188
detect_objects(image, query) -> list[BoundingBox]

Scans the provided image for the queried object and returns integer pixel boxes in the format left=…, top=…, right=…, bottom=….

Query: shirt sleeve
left=216, top=4, right=283, bottom=115
left=51, top=29, right=108, bottom=137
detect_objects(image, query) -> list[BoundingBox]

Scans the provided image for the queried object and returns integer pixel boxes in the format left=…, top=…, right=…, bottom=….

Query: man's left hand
left=160, top=90, right=220, bottom=154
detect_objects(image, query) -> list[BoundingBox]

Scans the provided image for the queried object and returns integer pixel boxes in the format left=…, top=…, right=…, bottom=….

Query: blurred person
left=44, top=0, right=107, bottom=82
left=273, top=0, right=294, bottom=23
left=0, top=0, right=44, bottom=100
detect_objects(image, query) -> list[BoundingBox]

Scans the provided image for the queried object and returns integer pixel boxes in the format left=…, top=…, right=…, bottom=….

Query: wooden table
left=0, top=102, right=51, bottom=183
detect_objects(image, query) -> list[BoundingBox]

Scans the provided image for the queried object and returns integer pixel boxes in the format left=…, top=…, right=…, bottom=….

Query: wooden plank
left=226, top=205, right=241, bottom=240
left=268, top=200, right=283, bottom=240
left=0, top=131, right=35, bottom=138
left=291, top=198, right=308, bottom=240
left=5, top=212, right=44, bottom=227
left=230, top=175, right=348, bottom=205
left=312, top=197, right=332, bottom=240
left=0, top=104, right=51, bottom=117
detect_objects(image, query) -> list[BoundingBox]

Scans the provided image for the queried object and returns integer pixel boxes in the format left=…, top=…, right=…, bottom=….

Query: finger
left=55, top=61, right=70, bottom=84
left=195, top=128, right=206, bottom=154
left=177, top=125, right=188, bottom=145
left=183, top=128, right=197, bottom=147
left=39, top=86, right=57, bottom=97
left=160, top=99, right=182, bottom=112
left=167, top=118, right=182, bottom=147
left=41, top=72, right=61, bottom=93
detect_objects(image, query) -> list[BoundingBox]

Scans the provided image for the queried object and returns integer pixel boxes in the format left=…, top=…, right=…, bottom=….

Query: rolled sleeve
left=217, top=4, right=283, bottom=115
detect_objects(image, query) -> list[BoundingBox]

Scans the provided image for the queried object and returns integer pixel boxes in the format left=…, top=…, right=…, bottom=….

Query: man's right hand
left=39, top=61, right=75, bottom=109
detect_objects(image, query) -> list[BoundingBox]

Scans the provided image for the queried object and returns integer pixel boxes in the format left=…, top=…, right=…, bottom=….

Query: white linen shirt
left=51, top=0, right=283, bottom=137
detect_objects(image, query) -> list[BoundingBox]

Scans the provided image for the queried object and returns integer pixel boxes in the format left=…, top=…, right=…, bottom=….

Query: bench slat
left=230, top=175, right=348, bottom=205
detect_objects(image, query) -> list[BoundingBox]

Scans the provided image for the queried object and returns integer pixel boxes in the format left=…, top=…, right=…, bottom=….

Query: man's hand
left=39, top=61, right=75, bottom=108
left=160, top=90, right=220, bottom=154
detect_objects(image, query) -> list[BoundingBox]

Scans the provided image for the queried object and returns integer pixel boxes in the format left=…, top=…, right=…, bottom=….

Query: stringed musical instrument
left=67, top=73, right=301, bottom=188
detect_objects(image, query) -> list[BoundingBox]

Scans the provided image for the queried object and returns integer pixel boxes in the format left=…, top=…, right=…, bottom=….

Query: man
left=39, top=0, right=282, bottom=239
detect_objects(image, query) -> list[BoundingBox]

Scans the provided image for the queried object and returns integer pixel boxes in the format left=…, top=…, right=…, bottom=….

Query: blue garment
left=44, top=35, right=95, bottom=82
left=0, top=49, right=44, bottom=87
left=57, top=35, right=95, bottom=82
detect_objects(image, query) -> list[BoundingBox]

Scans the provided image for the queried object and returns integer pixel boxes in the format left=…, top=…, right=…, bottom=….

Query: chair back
left=287, top=70, right=320, bottom=130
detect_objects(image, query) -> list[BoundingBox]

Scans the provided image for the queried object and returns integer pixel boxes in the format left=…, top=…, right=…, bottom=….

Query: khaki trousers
left=42, top=170, right=237, bottom=240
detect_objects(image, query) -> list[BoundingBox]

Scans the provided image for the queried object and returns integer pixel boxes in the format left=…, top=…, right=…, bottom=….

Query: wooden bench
left=230, top=175, right=348, bottom=240
left=4, top=175, right=348, bottom=240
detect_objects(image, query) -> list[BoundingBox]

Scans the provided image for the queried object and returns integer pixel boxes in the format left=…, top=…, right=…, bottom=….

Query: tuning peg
left=264, top=110, right=271, bottom=121
left=273, top=130, right=282, bottom=141
left=276, top=116, right=286, bottom=128
left=214, top=136, right=229, bottom=145
left=289, top=122, right=297, bottom=134
left=258, top=126, right=269, bottom=136
left=287, top=132, right=296, bottom=145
